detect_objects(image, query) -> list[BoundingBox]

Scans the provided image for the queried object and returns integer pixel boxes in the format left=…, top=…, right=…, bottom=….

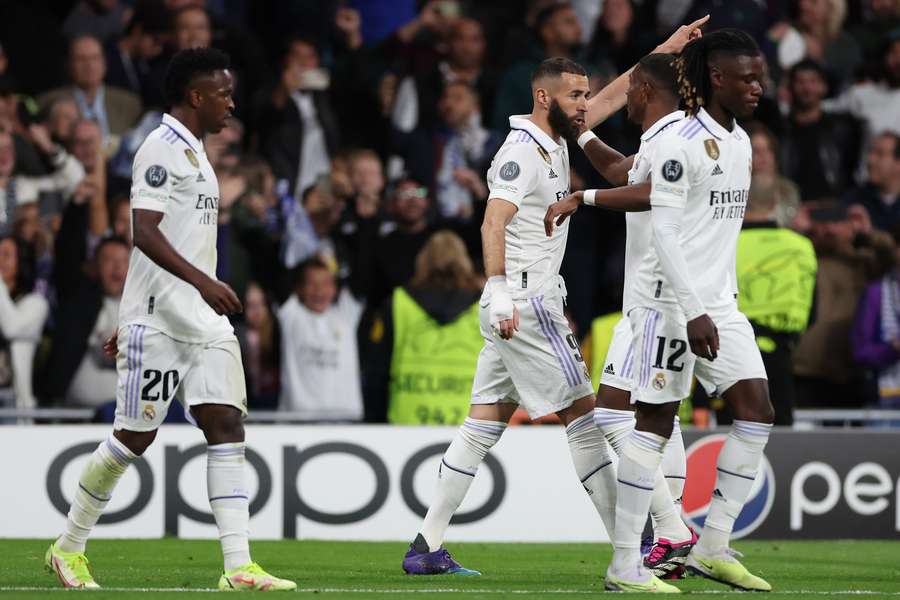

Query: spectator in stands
left=39, top=35, right=143, bottom=144
left=492, top=2, right=585, bottom=130
left=732, top=178, right=818, bottom=425
left=845, top=132, right=900, bottom=232
left=390, top=17, right=496, bottom=135
left=395, top=81, right=499, bottom=221
left=782, top=60, right=863, bottom=202
left=850, top=0, right=900, bottom=61
left=62, top=0, right=129, bottom=44
left=253, top=37, right=339, bottom=199
left=173, top=5, right=212, bottom=50
left=347, top=149, right=385, bottom=222
left=0, top=235, right=48, bottom=416
left=825, top=33, right=900, bottom=169
left=794, top=201, right=889, bottom=407
left=358, top=178, right=436, bottom=311
left=585, top=0, right=657, bottom=75
left=278, top=258, right=363, bottom=421
left=235, top=282, right=280, bottom=410
left=747, top=123, right=801, bottom=227
left=0, top=127, right=85, bottom=234
left=370, top=230, right=484, bottom=425
left=45, top=96, right=80, bottom=149
left=109, top=195, right=131, bottom=242
left=281, top=177, right=347, bottom=282
left=104, top=0, right=169, bottom=109
left=40, top=236, right=128, bottom=409
left=771, top=0, right=862, bottom=87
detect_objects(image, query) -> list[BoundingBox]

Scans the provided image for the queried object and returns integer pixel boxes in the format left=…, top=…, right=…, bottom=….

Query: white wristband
left=487, top=275, right=509, bottom=294
left=582, top=190, right=597, bottom=206
left=577, top=130, right=598, bottom=149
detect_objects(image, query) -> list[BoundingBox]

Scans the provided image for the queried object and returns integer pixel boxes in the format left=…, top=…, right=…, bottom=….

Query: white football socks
left=696, top=419, right=772, bottom=556
left=662, top=416, right=687, bottom=503
left=58, top=435, right=136, bottom=553
left=207, top=442, right=251, bottom=570
left=566, top=412, right=616, bottom=536
left=419, top=418, right=506, bottom=552
left=654, top=416, right=690, bottom=541
left=610, top=429, right=667, bottom=576
left=595, top=408, right=689, bottom=543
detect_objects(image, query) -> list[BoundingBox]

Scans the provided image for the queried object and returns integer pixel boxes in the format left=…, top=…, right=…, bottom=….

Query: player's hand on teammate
left=103, top=332, right=118, bottom=357
left=687, top=314, right=719, bottom=360
left=656, top=14, right=709, bottom=54
left=198, top=277, right=243, bottom=315
left=544, top=192, right=581, bottom=236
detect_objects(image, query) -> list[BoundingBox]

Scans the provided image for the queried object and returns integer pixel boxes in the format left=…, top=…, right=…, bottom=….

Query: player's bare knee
left=596, top=385, right=633, bottom=411
left=725, top=379, right=774, bottom=424
left=113, top=428, right=157, bottom=456
left=557, top=394, right=595, bottom=426
left=634, top=401, right=678, bottom=438
left=194, top=405, right=245, bottom=444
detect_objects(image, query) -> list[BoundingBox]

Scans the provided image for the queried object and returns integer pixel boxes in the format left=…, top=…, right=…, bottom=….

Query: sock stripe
left=441, top=458, right=476, bottom=478
left=717, top=466, right=756, bottom=481
left=104, top=438, right=131, bottom=466
left=593, top=408, right=635, bottom=427
left=618, top=478, right=654, bottom=491
left=664, top=475, right=687, bottom=479
left=580, top=460, right=612, bottom=483
left=631, top=430, right=666, bottom=453
left=209, top=494, right=249, bottom=501
left=78, top=483, right=110, bottom=503
left=566, top=413, right=594, bottom=434
left=462, top=420, right=506, bottom=436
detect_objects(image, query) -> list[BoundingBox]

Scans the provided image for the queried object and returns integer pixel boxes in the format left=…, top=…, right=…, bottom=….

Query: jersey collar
left=161, top=113, right=203, bottom=153
left=640, top=110, right=685, bottom=141
left=508, top=115, right=562, bottom=153
left=694, top=107, right=734, bottom=141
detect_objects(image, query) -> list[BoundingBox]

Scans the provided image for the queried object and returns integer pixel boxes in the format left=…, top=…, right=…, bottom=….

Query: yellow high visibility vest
left=388, top=287, right=483, bottom=425
left=590, top=312, right=623, bottom=388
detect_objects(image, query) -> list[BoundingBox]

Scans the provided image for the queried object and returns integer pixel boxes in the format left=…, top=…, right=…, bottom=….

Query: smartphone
left=435, top=0, right=460, bottom=18
left=299, top=68, right=331, bottom=91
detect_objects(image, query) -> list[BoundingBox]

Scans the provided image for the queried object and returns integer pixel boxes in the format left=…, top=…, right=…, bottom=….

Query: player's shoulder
left=489, top=130, right=544, bottom=178
left=135, top=124, right=182, bottom=163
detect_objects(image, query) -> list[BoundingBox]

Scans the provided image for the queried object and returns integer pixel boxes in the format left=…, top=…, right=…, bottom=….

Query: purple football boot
left=402, top=534, right=481, bottom=576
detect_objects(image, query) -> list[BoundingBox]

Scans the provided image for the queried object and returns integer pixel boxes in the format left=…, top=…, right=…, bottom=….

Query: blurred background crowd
left=1, top=0, right=899, bottom=427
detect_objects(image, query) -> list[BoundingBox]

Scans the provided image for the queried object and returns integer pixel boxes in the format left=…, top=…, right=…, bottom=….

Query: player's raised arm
left=648, top=136, right=718, bottom=360
left=544, top=182, right=650, bottom=236
left=576, top=129, right=634, bottom=186
left=584, top=14, right=708, bottom=128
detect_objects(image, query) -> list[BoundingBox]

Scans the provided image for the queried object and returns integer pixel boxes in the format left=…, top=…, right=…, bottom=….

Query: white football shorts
left=113, top=324, right=247, bottom=432
left=628, top=306, right=767, bottom=405
left=598, top=316, right=636, bottom=392
left=471, top=293, right=594, bottom=418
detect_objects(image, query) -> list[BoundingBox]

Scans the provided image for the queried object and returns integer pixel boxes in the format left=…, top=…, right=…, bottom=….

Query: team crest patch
left=500, top=161, right=521, bottom=181
left=536, top=146, right=551, bottom=165
left=145, top=165, right=168, bottom=187
left=704, top=139, right=720, bottom=160
left=661, top=159, right=683, bottom=182
left=142, top=404, right=156, bottom=421
left=185, top=148, right=199, bottom=168
left=652, top=372, right=667, bottom=390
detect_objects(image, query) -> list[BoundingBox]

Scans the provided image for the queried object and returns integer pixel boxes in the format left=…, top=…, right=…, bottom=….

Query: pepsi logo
left=682, top=434, right=775, bottom=538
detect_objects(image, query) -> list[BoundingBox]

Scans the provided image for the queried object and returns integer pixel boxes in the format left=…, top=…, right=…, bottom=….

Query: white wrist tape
left=577, top=130, right=598, bottom=149
left=582, top=190, right=597, bottom=206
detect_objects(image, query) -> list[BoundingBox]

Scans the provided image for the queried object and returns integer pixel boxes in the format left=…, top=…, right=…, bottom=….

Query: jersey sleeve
left=130, top=136, right=177, bottom=213
left=486, top=143, right=539, bottom=208
left=648, top=133, right=691, bottom=209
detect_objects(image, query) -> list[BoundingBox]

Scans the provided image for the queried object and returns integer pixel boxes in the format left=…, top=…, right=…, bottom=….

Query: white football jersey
left=118, top=113, right=233, bottom=343
left=622, top=110, right=685, bottom=313
left=485, top=116, right=572, bottom=300
left=632, top=107, right=751, bottom=317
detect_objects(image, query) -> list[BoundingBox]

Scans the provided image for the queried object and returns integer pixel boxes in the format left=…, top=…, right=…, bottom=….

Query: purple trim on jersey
left=678, top=119, right=698, bottom=134
left=124, top=326, right=137, bottom=418
left=510, top=127, right=550, bottom=153
left=130, top=326, right=146, bottom=418
left=161, top=123, right=198, bottom=152
left=643, top=118, right=683, bottom=142
left=639, top=312, right=652, bottom=387
left=622, top=344, right=635, bottom=379
left=161, top=129, right=178, bottom=144
left=537, top=296, right=584, bottom=387
left=679, top=120, right=701, bottom=139
left=105, top=438, right=131, bottom=466
left=530, top=297, right=580, bottom=387
left=640, top=311, right=660, bottom=388
left=693, top=115, right=723, bottom=141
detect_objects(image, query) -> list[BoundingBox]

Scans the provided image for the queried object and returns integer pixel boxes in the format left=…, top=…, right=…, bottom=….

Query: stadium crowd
left=1, top=0, right=899, bottom=426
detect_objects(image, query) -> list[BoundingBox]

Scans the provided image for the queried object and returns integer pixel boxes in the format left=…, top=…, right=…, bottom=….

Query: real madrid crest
left=652, top=372, right=667, bottom=391
left=142, top=404, right=156, bottom=421
left=185, top=148, right=200, bottom=168
left=704, top=139, right=720, bottom=160
left=536, top=146, right=551, bottom=165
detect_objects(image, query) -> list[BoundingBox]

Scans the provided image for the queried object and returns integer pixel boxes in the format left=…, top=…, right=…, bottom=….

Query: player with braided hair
left=602, top=28, right=774, bottom=593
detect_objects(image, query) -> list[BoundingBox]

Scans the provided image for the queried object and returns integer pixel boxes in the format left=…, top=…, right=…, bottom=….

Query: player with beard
left=401, top=56, right=653, bottom=577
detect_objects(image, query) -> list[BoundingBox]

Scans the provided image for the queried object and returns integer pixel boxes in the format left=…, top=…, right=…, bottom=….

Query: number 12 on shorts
left=653, top=336, right=687, bottom=372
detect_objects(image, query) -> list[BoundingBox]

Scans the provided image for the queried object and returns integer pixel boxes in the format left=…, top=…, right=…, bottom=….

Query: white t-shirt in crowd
left=119, top=113, right=233, bottom=343
left=278, top=289, right=364, bottom=421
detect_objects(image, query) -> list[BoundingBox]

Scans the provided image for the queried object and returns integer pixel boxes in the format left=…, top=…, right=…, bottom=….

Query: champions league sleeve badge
left=500, top=161, right=521, bottom=181
left=145, top=165, right=168, bottom=187
left=661, top=159, right=683, bottom=182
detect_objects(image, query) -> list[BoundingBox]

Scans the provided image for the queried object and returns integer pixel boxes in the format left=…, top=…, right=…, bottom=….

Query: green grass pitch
left=1, top=539, right=899, bottom=598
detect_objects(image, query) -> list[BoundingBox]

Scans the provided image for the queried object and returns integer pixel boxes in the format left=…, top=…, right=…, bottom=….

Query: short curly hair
left=163, top=47, right=230, bottom=106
